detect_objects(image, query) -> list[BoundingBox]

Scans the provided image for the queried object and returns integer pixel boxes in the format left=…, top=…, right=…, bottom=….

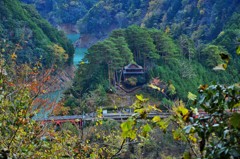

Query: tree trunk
left=119, top=69, right=122, bottom=85
left=143, top=55, right=146, bottom=71
left=108, top=64, right=111, bottom=87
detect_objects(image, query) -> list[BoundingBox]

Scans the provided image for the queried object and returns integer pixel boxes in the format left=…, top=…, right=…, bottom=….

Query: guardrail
left=35, top=112, right=171, bottom=124
left=102, top=112, right=170, bottom=120
left=35, top=109, right=240, bottom=124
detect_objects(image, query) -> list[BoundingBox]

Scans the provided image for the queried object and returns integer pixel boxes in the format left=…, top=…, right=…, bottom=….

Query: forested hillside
left=1, top=0, right=240, bottom=158
left=64, top=25, right=240, bottom=114
left=142, top=0, right=240, bottom=40
left=20, top=0, right=98, bottom=26
left=21, top=0, right=240, bottom=42
left=53, top=0, right=240, bottom=114
left=0, top=0, right=74, bottom=67
left=78, top=0, right=240, bottom=44
left=20, top=0, right=240, bottom=48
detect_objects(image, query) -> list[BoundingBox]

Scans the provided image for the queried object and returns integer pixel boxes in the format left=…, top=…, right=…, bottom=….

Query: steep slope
left=75, top=0, right=240, bottom=47
left=20, top=0, right=240, bottom=48
left=0, top=0, right=74, bottom=67
left=78, top=0, right=149, bottom=37
left=20, top=0, right=98, bottom=27
left=142, top=0, right=240, bottom=42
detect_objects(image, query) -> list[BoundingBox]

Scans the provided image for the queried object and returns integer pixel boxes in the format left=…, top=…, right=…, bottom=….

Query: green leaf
left=230, top=113, right=240, bottom=128
left=168, top=84, right=176, bottom=95
left=142, top=124, right=152, bottom=137
left=148, top=84, right=161, bottom=91
left=187, top=92, right=197, bottom=101
left=136, top=94, right=148, bottom=102
left=152, top=116, right=161, bottom=123
left=136, top=94, right=144, bottom=101
left=134, top=108, right=147, bottom=119
left=233, top=102, right=240, bottom=108
left=97, top=108, right=103, bottom=118
left=183, top=151, right=191, bottom=159
left=178, top=105, right=189, bottom=116
left=90, top=153, right=97, bottom=159
left=157, top=120, right=169, bottom=132
left=236, top=46, right=240, bottom=55
left=143, top=124, right=152, bottom=132
left=129, top=130, right=137, bottom=139
left=121, top=120, right=132, bottom=132
left=121, top=118, right=136, bottom=139
left=172, top=128, right=182, bottom=140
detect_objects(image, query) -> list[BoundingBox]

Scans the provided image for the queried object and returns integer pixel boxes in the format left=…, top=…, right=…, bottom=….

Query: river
left=35, top=34, right=87, bottom=118
left=67, top=34, right=87, bottom=65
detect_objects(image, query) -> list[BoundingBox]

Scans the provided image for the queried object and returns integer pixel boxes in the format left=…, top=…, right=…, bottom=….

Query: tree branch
left=110, top=139, right=126, bottom=159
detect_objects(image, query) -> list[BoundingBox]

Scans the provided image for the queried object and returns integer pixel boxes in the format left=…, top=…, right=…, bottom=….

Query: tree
left=0, top=49, right=73, bottom=158
left=109, top=37, right=133, bottom=64
left=87, top=40, right=122, bottom=86
left=117, top=45, right=240, bottom=158
left=214, top=29, right=240, bottom=55
left=148, top=29, right=180, bottom=62
left=0, top=43, right=112, bottom=158
left=200, top=44, right=228, bottom=68
left=178, top=34, right=196, bottom=61
left=49, top=44, right=69, bottom=64
left=182, top=85, right=240, bottom=158
left=125, top=25, right=159, bottom=68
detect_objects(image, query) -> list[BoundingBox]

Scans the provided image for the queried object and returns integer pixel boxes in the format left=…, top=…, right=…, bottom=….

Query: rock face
left=56, top=66, right=76, bottom=89
left=46, top=66, right=76, bottom=93
left=75, top=34, right=104, bottom=48
left=58, top=24, right=79, bottom=34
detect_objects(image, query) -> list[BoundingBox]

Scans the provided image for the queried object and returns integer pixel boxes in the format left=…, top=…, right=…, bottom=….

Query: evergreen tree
left=178, top=34, right=196, bottom=61
left=109, top=37, right=133, bottom=64
left=148, top=29, right=180, bottom=62
left=125, top=25, right=159, bottom=68
left=200, top=44, right=228, bottom=68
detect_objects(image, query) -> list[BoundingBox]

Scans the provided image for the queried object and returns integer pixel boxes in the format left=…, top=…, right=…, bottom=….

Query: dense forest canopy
left=20, top=0, right=98, bottom=25
left=22, top=0, right=240, bottom=44
left=0, top=0, right=74, bottom=67
left=79, top=0, right=240, bottom=42
left=64, top=25, right=239, bottom=114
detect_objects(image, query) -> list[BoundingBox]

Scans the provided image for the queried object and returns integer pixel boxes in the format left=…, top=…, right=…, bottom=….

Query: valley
left=1, top=0, right=240, bottom=158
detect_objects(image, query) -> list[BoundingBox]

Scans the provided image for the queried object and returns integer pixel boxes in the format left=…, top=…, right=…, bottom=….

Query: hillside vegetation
left=64, top=25, right=240, bottom=113
left=21, top=0, right=240, bottom=43
left=1, top=1, right=240, bottom=159
left=79, top=0, right=240, bottom=43
left=20, top=0, right=98, bottom=26
left=0, top=0, right=74, bottom=67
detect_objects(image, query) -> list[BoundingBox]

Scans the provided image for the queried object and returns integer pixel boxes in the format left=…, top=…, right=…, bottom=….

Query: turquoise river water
left=67, top=34, right=87, bottom=65
left=35, top=34, right=87, bottom=118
